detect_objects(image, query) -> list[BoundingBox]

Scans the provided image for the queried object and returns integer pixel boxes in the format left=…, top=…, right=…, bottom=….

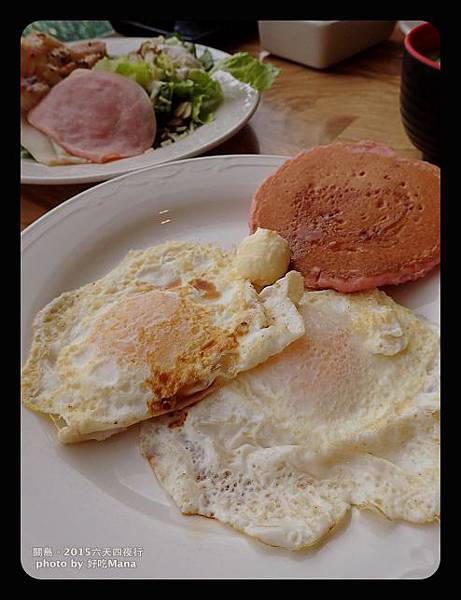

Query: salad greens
left=212, top=52, right=281, bottom=92
left=94, top=35, right=280, bottom=147
left=21, top=145, right=33, bottom=159
left=95, top=57, right=153, bottom=88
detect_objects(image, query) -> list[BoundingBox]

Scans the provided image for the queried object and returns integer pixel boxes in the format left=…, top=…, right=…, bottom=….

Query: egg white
left=140, top=289, right=440, bottom=550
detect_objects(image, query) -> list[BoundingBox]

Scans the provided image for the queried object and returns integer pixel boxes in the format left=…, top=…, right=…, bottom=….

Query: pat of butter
left=235, top=228, right=291, bottom=287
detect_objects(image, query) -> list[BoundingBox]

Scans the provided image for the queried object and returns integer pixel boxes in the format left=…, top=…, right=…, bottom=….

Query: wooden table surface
left=21, top=24, right=417, bottom=231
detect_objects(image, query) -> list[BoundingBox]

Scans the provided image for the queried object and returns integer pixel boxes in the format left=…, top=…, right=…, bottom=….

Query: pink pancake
left=27, top=70, right=155, bottom=163
left=249, top=141, right=440, bottom=292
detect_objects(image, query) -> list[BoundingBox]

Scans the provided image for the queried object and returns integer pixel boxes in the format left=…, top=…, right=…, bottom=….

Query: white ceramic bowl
left=258, top=20, right=396, bottom=69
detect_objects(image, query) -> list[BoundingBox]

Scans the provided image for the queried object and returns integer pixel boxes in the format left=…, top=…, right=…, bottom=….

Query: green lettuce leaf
left=94, top=57, right=153, bottom=88
left=183, top=41, right=197, bottom=57
left=186, top=70, right=223, bottom=122
left=154, top=52, right=177, bottom=79
left=153, top=82, right=174, bottom=114
left=21, top=145, right=34, bottom=159
left=150, top=69, right=223, bottom=130
left=171, top=79, right=195, bottom=98
left=198, top=48, right=214, bottom=71
left=212, top=52, right=280, bottom=91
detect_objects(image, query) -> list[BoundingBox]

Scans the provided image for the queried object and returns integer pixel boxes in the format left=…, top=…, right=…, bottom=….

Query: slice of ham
left=27, top=69, right=156, bottom=163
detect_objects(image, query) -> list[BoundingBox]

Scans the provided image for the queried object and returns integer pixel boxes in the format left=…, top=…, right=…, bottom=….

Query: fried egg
left=21, top=240, right=305, bottom=443
left=140, top=289, right=439, bottom=550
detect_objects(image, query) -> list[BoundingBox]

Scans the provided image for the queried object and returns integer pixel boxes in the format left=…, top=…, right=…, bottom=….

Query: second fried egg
left=140, top=289, right=439, bottom=550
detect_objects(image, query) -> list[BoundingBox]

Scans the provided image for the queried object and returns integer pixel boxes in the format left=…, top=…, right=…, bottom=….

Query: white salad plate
left=20, top=38, right=260, bottom=185
left=21, top=155, right=440, bottom=579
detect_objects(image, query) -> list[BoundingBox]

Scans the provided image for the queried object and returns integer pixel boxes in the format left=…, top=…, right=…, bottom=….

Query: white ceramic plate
left=21, top=155, right=440, bottom=579
left=20, top=38, right=259, bottom=185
